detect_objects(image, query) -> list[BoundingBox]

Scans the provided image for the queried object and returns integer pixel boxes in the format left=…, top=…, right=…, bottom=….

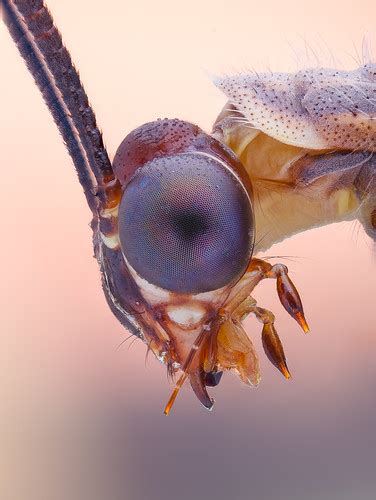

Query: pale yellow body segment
left=214, top=122, right=361, bottom=251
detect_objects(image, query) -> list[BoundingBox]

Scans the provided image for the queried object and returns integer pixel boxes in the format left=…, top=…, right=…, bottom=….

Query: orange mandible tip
left=295, top=312, right=310, bottom=333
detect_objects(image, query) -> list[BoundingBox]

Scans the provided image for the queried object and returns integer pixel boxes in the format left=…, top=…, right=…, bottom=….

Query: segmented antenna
left=2, top=0, right=114, bottom=212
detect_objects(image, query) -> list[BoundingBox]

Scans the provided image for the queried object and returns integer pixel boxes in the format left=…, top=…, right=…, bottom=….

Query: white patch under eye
left=166, top=305, right=206, bottom=327
left=101, top=232, right=120, bottom=249
left=123, top=256, right=171, bottom=303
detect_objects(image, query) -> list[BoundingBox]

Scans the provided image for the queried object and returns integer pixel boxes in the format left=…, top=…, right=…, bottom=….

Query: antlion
left=2, top=0, right=375, bottom=414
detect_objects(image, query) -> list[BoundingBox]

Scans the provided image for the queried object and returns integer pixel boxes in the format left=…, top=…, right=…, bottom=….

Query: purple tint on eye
left=118, top=153, right=254, bottom=294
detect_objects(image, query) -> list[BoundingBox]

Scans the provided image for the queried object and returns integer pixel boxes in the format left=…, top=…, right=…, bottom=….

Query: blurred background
left=1, top=1, right=376, bottom=499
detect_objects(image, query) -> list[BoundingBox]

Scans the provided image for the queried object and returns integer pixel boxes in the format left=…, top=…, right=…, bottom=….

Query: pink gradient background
left=1, top=1, right=376, bottom=499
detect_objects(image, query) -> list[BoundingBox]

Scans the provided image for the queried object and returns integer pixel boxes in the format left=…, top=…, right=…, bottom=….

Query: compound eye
left=118, top=153, right=254, bottom=294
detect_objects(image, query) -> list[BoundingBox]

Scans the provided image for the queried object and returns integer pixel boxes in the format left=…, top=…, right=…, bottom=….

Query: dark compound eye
left=118, top=153, right=254, bottom=294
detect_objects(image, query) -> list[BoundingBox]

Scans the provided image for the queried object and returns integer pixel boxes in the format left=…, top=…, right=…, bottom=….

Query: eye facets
left=118, top=153, right=254, bottom=294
